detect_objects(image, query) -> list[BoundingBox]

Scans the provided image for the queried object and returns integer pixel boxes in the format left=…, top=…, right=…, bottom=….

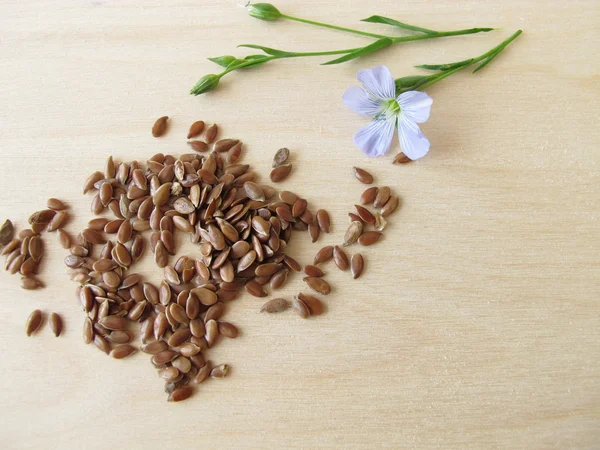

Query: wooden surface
left=0, top=1, right=598, bottom=449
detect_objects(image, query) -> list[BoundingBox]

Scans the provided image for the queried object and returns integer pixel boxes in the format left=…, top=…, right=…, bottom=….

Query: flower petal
left=357, top=66, right=396, bottom=100
left=398, top=116, right=430, bottom=160
left=397, top=91, right=433, bottom=123
left=342, top=86, right=382, bottom=117
left=354, top=119, right=395, bottom=158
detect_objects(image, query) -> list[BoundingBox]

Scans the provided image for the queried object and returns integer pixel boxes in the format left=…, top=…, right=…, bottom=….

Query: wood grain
left=0, top=1, right=598, bottom=448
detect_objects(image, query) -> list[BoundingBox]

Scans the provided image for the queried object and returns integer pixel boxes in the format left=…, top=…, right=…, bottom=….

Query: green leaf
left=415, top=58, right=474, bottom=71
left=238, top=44, right=293, bottom=57
left=208, top=55, right=238, bottom=68
left=321, top=38, right=393, bottom=65
left=361, top=15, right=437, bottom=35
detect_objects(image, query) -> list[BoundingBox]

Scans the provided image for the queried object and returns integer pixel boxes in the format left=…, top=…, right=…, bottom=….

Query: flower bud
left=190, top=74, right=220, bottom=96
left=248, top=3, right=281, bottom=21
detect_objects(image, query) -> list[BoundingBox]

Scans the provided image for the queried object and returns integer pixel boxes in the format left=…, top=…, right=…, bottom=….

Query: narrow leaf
left=208, top=55, right=238, bottom=68
left=237, top=44, right=293, bottom=57
left=361, top=15, right=437, bottom=35
left=415, top=58, right=474, bottom=71
left=472, top=53, right=498, bottom=73
left=321, top=38, right=393, bottom=65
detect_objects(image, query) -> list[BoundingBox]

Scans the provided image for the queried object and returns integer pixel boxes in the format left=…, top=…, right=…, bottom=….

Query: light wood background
left=0, top=1, right=598, bottom=449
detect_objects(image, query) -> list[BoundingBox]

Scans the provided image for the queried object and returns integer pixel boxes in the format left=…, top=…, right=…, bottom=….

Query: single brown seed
left=169, top=302, right=188, bottom=325
left=82, top=228, right=105, bottom=245
left=245, top=280, right=267, bottom=298
left=193, top=362, right=212, bottom=384
left=243, top=181, right=265, bottom=201
left=190, top=318, right=206, bottom=337
left=316, top=209, right=331, bottom=233
left=308, top=222, right=320, bottom=243
left=110, top=345, right=136, bottom=359
left=99, top=315, right=128, bottom=331
left=94, top=335, right=111, bottom=354
left=203, top=123, right=219, bottom=144
left=255, top=263, right=281, bottom=277
left=152, top=350, right=179, bottom=366
left=303, top=277, right=331, bottom=295
left=193, top=287, right=218, bottom=306
left=343, top=221, right=363, bottom=246
left=351, top=253, right=364, bottom=279
left=304, top=265, right=325, bottom=277
left=279, top=191, right=298, bottom=205
left=353, top=167, right=374, bottom=184
left=374, top=186, right=391, bottom=208
left=28, top=236, right=43, bottom=262
left=29, top=209, right=56, bottom=225
left=83, top=317, right=94, bottom=344
left=179, top=343, right=201, bottom=357
left=154, top=241, right=169, bottom=268
left=26, top=309, right=43, bottom=336
left=214, top=138, right=239, bottom=153
left=292, top=198, right=307, bottom=218
left=188, top=140, right=208, bottom=153
left=173, top=356, right=192, bottom=374
left=292, top=297, right=310, bottom=319
left=272, top=147, right=290, bottom=168
left=313, top=245, right=334, bottom=265
left=141, top=340, right=168, bottom=355
left=152, top=116, right=169, bottom=137
left=269, top=268, right=289, bottom=290
left=381, top=195, right=399, bottom=217
left=297, top=293, right=325, bottom=316
left=168, top=385, right=194, bottom=402
left=0, top=219, right=15, bottom=245
left=360, top=186, right=378, bottom=205
left=159, top=366, right=181, bottom=382
left=205, top=319, right=219, bottom=347
left=204, top=302, right=225, bottom=322
left=210, top=364, right=229, bottom=379
left=21, top=276, right=42, bottom=290
left=354, top=205, right=376, bottom=224
left=107, top=330, right=134, bottom=344
left=358, top=231, right=383, bottom=246
left=283, top=255, right=302, bottom=272
left=19, top=229, right=36, bottom=240
left=83, top=171, right=104, bottom=194
left=392, top=152, right=412, bottom=164
left=57, top=229, right=71, bottom=249
left=218, top=321, right=238, bottom=339
left=333, top=245, right=350, bottom=271
left=128, top=300, right=147, bottom=321
left=270, top=164, right=292, bottom=182
left=187, top=120, right=205, bottom=139
left=168, top=328, right=191, bottom=347
left=49, top=313, right=62, bottom=337
left=260, top=298, right=290, bottom=313
left=47, top=211, right=68, bottom=232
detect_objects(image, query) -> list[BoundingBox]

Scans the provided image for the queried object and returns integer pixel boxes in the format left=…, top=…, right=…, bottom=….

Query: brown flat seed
left=169, top=302, right=188, bottom=325
left=316, top=209, right=331, bottom=233
left=269, top=268, right=289, bottom=290
left=291, top=198, right=307, bottom=218
left=214, top=138, right=239, bottom=153
left=260, top=298, right=290, bottom=313
left=313, top=245, right=334, bottom=265
left=83, top=318, right=94, bottom=344
left=110, top=345, right=136, bottom=359
left=303, top=277, right=331, bottom=295
left=99, top=315, right=128, bottom=331
left=297, top=293, right=325, bottom=316
left=193, top=362, right=212, bottom=384
left=270, top=164, right=292, bottom=182
left=204, top=302, right=225, bottom=322
left=57, top=229, right=71, bottom=249
left=0, top=220, right=15, bottom=246
left=381, top=195, right=399, bottom=217
left=255, top=263, right=280, bottom=277
left=308, top=222, right=319, bottom=243
left=351, top=253, right=364, bottom=279
left=173, top=356, right=192, bottom=374
left=179, top=343, right=201, bottom=357
left=82, top=228, right=105, bottom=245
left=304, top=265, right=325, bottom=277
left=292, top=297, right=310, bottom=319
left=168, top=385, right=194, bottom=402
left=107, top=330, right=133, bottom=344
left=142, top=340, right=168, bottom=355
left=187, top=120, right=205, bottom=139
left=211, top=364, right=229, bottom=379
left=21, top=277, right=42, bottom=290
left=203, top=123, right=218, bottom=144
left=360, top=186, right=378, bottom=205
left=154, top=241, right=169, bottom=268
left=28, top=236, right=43, bottom=262
left=153, top=350, right=179, bottom=366
left=343, top=220, right=363, bottom=246
left=47, top=198, right=67, bottom=211
left=374, top=186, right=391, bottom=208
left=358, top=231, right=382, bottom=246
left=152, top=116, right=169, bottom=137
left=117, top=219, right=133, bottom=243
left=29, top=209, right=55, bottom=225
left=355, top=205, right=376, bottom=224
left=392, top=152, right=412, bottom=164
left=245, top=280, right=267, bottom=298
left=272, top=147, right=290, bottom=168
left=218, top=321, right=238, bottom=338
left=48, top=211, right=68, bottom=232
left=333, top=245, right=350, bottom=271
left=243, top=181, right=265, bottom=201
left=283, top=255, right=301, bottom=272
left=353, top=167, right=374, bottom=184
left=94, top=335, right=111, bottom=354
left=83, top=171, right=104, bottom=194
left=49, top=313, right=62, bottom=337
left=193, top=287, right=218, bottom=306
left=26, top=309, right=43, bottom=336
left=205, top=319, right=219, bottom=347
left=160, top=366, right=181, bottom=381
left=168, top=328, right=191, bottom=347
left=128, top=300, right=147, bottom=321
left=190, top=318, right=206, bottom=337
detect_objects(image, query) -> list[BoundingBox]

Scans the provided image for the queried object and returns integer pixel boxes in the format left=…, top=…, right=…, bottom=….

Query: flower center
left=378, top=99, right=401, bottom=120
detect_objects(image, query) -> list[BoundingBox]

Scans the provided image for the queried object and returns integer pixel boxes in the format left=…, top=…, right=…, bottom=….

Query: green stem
left=409, top=30, right=523, bottom=91
left=281, top=14, right=388, bottom=39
